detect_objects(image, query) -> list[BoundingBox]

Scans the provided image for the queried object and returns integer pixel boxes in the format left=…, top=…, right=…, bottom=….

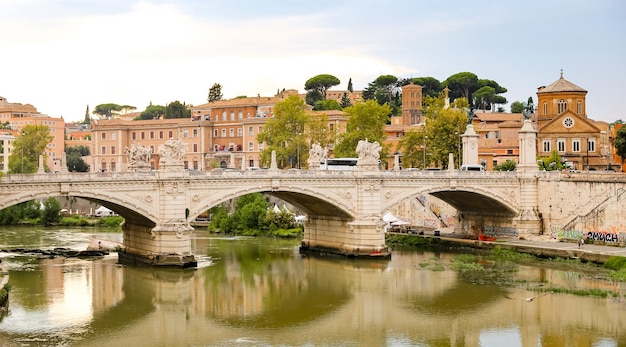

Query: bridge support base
left=301, top=216, right=390, bottom=258
left=120, top=222, right=197, bottom=268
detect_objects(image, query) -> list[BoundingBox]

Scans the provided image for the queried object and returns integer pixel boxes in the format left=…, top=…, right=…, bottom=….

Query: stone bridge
left=0, top=166, right=539, bottom=267
left=1, top=121, right=624, bottom=266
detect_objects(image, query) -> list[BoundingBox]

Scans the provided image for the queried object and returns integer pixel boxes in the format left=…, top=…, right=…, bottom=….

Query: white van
left=460, top=164, right=485, bottom=172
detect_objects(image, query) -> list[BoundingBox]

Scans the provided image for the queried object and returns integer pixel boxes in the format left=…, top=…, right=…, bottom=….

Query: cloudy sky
left=1, top=0, right=624, bottom=123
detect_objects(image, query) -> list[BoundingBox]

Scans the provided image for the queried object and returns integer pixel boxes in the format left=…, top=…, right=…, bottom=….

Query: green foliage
left=93, top=103, right=135, bottom=119
left=9, top=124, right=53, bottom=173
left=82, top=105, right=91, bottom=124
left=494, top=160, right=517, bottom=171
left=340, top=92, right=352, bottom=108
left=443, top=72, right=479, bottom=101
left=314, top=99, right=342, bottom=111
left=41, top=197, right=62, bottom=225
left=398, top=129, right=426, bottom=169
left=258, top=95, right=309, bottom=168
left=164, top=100, right=191, bottom=119
left=412, top=77, right=442, bottom=98
left=0, top=201, right=40, bottom=225
left=65, top=145, right=90, bottom=172
left=305, top=90, right=323, bottom=106
left=208, top=193, right=298, bottom=237
left=207, top=83, right=223, bottom=102
left=0, top=283, right=11, bottom=306
left=510, top=101, right=525, bottom=113
left=537, top=150, right=568, bottom=171
left=94, top=216, right=124, bottom=228
left=334, top=100, right=390, bottom=158
left=422, top=94, right=468, bottom=169
left=306, top=113, right=335, bottom=155
left=615, top=125, right=626, bottom=162
left=304, top=74, right=340, bottom=100
left=490, top=246, right=532, bottom=261
left=604, top=256, right=626, bottom=271
left=140, top=103, right=166, bottom=120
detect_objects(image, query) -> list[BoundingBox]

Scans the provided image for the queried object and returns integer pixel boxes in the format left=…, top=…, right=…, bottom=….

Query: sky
left=1, top=0, right=624, bottom=123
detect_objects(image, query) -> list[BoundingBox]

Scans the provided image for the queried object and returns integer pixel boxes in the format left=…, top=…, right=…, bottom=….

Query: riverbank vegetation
left=207, top=193, right=302, bottom=238
left=390, top=234, right=626, bottom=298
left=0, top=198, right=123, bottom=228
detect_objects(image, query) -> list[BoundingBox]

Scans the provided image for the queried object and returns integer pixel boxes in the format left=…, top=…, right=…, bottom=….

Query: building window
left=183, top=130, right=188, bottom=138
left=229, top=128, right=234, bottom=137
left=168, top=130, right=173, bottom=138
left=557, top=139, right=565, bottom=152
left=572, top=139, right=581, bottom=152
left=577, top=101, right=582, bottom=114
left=542, top=140, right=551, bottom=153
left=230, top=111, right=235, bottom=121
left=558, top=99, right=567, bottom=114
left=221, top=129, right=226, bottom=137
left=101, top=133, right=106, bottom=140
left=248, top=142, right=254, bottom=151
left=193, top=160, right=198, bottom=170
left=193, top=129, right=198, bottom=138
left=258, top=126, right=263, bottom=133
left=101, top=146, right=106, bottom=154
left=150, top=131, right=154, bottom=139
left=259, top=143, right=264, bottom=151
left=248, top=126, right=254, bottom=136
left=110, top=161, right=116, bottom=171
left=159, top=131, right=164, bottom=139
left=214, top=129, right=219, bottom=138
left=238, top=128, right=242, bottom=136
left=563, top=117, right=574, bottom=128
left=222, top=111, right=227, bottom=121
left=543, top=102, right=547, bottom=115
left=238, top=111, right=243, bottom=120
left=141, top=132, right=145, bottom=140
left=193, top=143, right=198, bottom=152
left=111, top=146, right=116, bottom=155
left=111, top=132, right=116, bottom=140
left=588, top=138, right=596, bottom=152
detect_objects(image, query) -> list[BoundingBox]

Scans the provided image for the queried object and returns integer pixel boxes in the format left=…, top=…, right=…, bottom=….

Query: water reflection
left=0, top=228, right=624, bottom=346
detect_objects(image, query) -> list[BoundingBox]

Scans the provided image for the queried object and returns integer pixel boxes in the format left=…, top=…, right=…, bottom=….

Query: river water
left=0, top=226, right=624, bottom=347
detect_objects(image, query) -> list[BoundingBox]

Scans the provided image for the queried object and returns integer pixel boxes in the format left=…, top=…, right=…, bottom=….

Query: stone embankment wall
left=538, top=176, right=626, bottom=246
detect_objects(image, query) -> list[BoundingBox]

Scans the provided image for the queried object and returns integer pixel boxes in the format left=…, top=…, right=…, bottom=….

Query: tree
left=614, top=125, right=626, bottom=164
left=412, top=77, right=442, bottom=98
left=314, top=99, right=342, bottom=111
left=422, top=94, right=468, bottom=169
left=82, top=105, right=91, bottom=124
left=340, top=92, right=352, bottom=108
left=93, top=103, right=126, bottom=119
left=207, top=83, right=223, bottom=102
left=41, top=197, right=62, bottom=225
left=443, top=72, right=479, bottom=101
left=398, top=128, right=427, bottom=169
left=65, top=145, right=90, bottom=172
left=511, top=101, right=525, bottom=113
left=334, top=100, right=390, bottom=159
left=164, top=101, right=191, bottom=119
left=140, top=103, right=166, bottom=120
left=473, top=86, right=496, bottom=111
left=8, top=124, right=53, bottom=173
left=305, top=90, right=323, bottom=106
left=494, top=160, right=517, bottom=171
left=537, top=150, right=568, bottom=171
left=257, top=95, right=310, bottom=168
left=304, top=74, right=340, bottom=100
left=306, top=112, right=335, bottom=151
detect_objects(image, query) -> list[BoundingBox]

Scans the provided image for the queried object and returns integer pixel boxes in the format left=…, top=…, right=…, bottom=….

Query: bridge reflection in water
left=1, top=231, right=624, bottom=346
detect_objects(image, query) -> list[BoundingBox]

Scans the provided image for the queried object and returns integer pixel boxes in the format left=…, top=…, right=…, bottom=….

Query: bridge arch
left=382, top=184, right=519, bottom=219
left=189, top=185, right=356, bottom=222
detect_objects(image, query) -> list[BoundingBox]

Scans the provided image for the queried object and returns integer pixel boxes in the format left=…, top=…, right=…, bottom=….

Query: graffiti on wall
left=483, top=226, right=519, bottom=238
left=585, top=231, right=625, bottom=243
left=550, top=223, right=626, bottom=244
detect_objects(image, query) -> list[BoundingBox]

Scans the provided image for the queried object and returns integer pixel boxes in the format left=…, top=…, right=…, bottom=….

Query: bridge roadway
left=1, top=167, right=538, bottom=266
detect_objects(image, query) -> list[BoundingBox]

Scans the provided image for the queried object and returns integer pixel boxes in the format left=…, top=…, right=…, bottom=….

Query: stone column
left=515, top=119, right=541, bottom=235
left=461, top=124, right=479, bottom=166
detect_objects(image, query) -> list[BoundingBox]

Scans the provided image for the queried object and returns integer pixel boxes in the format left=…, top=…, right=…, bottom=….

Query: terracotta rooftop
left=537, top=73, right=586, bottom=94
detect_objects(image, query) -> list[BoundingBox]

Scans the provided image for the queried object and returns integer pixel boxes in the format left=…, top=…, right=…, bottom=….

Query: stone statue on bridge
left=356, top=139, right=382, bottom=168
left=307, top=143, right=328, bottom=169
left=159, top=138, right=188, bottom=166
left=124, top=143, right=152, bottom=169
left=522, top=99, right=534, bottom=120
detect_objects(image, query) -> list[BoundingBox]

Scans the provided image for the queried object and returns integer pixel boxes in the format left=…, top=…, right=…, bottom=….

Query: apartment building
left=0, top=96, right=65, bottom=172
